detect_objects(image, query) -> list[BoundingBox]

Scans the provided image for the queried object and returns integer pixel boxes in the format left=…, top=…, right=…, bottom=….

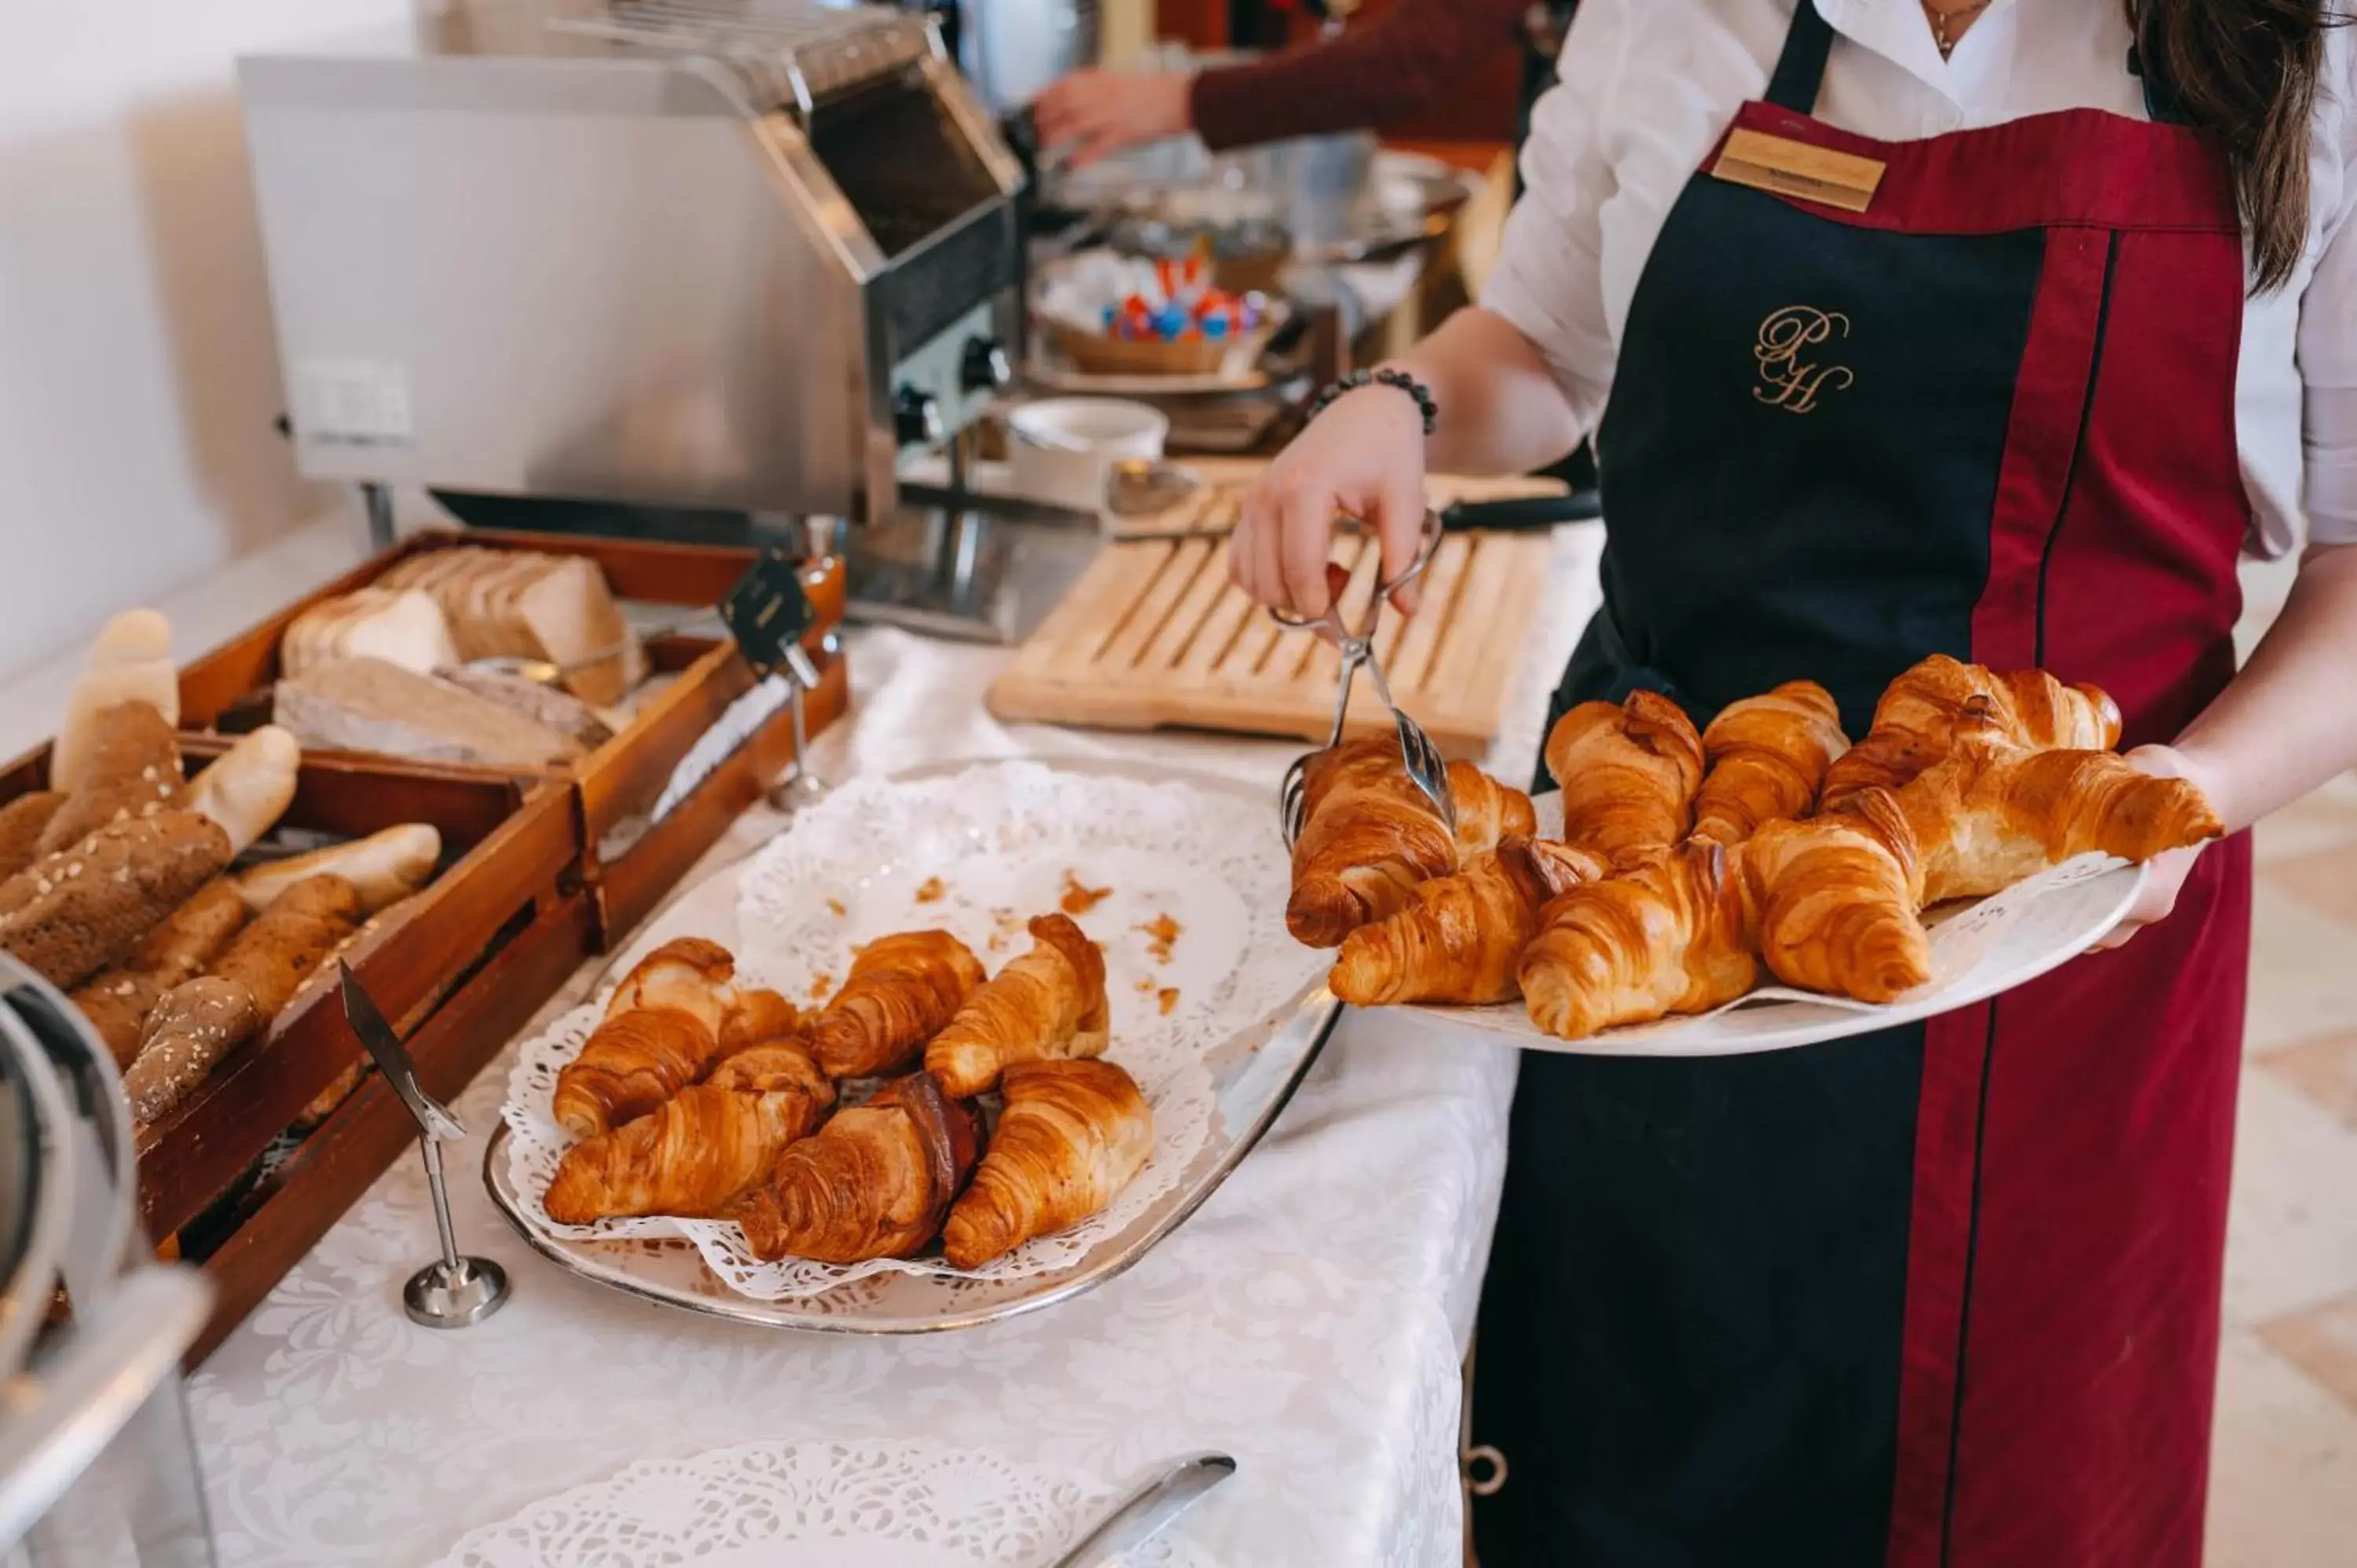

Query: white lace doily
left=423, top=1438, right=1218, bottom=1568
left=503, top=760, right=1321, bottom=1301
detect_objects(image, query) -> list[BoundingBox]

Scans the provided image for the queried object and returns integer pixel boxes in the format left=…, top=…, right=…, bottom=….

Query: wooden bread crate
left=0, top=740, right=585, bottom=1361
left=175, top=527, right=850, bottom=952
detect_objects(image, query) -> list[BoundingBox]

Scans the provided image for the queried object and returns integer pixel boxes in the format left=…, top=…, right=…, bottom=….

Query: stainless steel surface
left=339, top=964, right=511, bottom=1328
left=484, top=757, right=1343, bottom=1334
left=1047, top=1453, right=1236, bottom=1568
left=1274, top=511, right=1452, bottom=844
left=240, top=0, right=1023, bottom=532
left=844, top=495, right=1099, bottom=644
left=0, top=955, right=218, bottom=1566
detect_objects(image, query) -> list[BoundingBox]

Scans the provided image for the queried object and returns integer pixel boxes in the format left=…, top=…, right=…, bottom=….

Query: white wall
left=0, top=1, right=431, bottom=684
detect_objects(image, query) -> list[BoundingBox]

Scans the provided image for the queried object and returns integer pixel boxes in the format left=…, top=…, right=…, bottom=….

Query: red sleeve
left=1187, top=0, right=1533, bottom=152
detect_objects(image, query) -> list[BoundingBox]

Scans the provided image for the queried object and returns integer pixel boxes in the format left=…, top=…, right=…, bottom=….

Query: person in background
left=1032, top=0, right=1539, bottom=168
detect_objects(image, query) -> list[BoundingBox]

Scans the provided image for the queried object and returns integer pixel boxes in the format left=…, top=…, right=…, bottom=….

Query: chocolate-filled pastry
left=942, top=1058, right=1153, bottom=1270
left=544, top=1042, right=836, bottom=1223
left=926, top=914, right=1109, bottom=1097
left=1330, top=837, right=1605, bottom=1007
left=1690, top=681, right=1850, bottom=847
left=738, top=1072, right=980, bottom=1264
left=1543, top=691, right=1706, bottom=868
left=552, top=1007, right=720, bottom=1140
left=808, top=930, right=986, bottom=1080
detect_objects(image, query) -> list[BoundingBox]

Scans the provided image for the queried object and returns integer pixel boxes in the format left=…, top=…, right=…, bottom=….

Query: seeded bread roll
left=124, top=977, right=264, bottom=1124
left=38, top=702, right=181, bottom=855
left=53, top=610, right=178, bottom=795
left=70, top=880, right=251, bottom=1066
left=0, top=809, right=233, bottom=987
left=0, top=793, right=63, bottom=879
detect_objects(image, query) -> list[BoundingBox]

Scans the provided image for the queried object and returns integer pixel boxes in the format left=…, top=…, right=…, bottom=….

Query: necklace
left=1921, top=0, right=1995, bottom=57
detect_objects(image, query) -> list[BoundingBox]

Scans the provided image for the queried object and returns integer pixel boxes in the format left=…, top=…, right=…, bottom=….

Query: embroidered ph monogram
left=1753, top=305, right=1854, bottom=413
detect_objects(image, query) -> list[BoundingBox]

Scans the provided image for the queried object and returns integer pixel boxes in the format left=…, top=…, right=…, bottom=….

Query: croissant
left=1288, top=736, right=1534, bottom=949
left=605, top=936, right=740, bottom=1035
left=942, top=1058, right=1153, bottom=1270
left=808, top=930, right=987, bottom=1079
left=1330, top=837, right=1605, bottom=1006
left=552, top=1006, right=720, bottom=1140
left=1518, top=841, right=1759, bottom=1040
left=1544, top=691, right=1707, bottom=867
left=1740, top=817, right=1934, bottom=1003
left=544, top=1042, right=834, bottom=1223
left=1691, top=682, right=1849, bottom=846
left=739, top=1072, right=980, bottom=1263
left=1819, top=655, right=2120, bottom=811
left=1838, top=729, right=2223, bottom=907
left=926, top=914, right=1109, bottom=1097
left=719, top=987, right=800, bottom=1053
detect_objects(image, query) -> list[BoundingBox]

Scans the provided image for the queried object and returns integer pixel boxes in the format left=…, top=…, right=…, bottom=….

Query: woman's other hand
left=2089, top=744, right=2222, bottom=950
left=1033, top=70, right=1194, bottom=169
left=1233, top=384, right=1431, bottom=621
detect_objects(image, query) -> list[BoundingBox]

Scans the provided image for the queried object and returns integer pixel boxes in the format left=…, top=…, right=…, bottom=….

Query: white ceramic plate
left=1371, top=793, right=2150, bottom=1057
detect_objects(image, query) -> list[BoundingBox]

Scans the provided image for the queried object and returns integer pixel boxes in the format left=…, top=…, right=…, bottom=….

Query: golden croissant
left=544, top=1043, right=835, bottom=1223
left=1819, top=654, right=2119, bottom=811
left=942, top=1058, right=1153, bottom=1270
left=739, top=1072, right=981, bottom=1264
left=552, top=1006, right=720, bottom=1140
left=1518, top=841, right=1760, bottom=1040
left=1739, top=817, right=1934, bottom=1003
left=926, top=914, right=1109, bottom=1098
left=1837, top=726, right=2223, bottom=906
left=605, top=936, right=741, bottom=1035
left=1544, top=691, right=1707, bottom=867
left=1288, top=736, right=1534, bottom=949
left=808, top=929, right=987, bottom=1079
left=1691, top=681, right=1849, bottom=846
left=1330, top=837, right=1605, bottom=1006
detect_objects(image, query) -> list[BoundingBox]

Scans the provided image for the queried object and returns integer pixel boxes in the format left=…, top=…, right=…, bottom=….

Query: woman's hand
left=1032, top=70, right=1195, bottom=169
left=2090, top=743, right=2223, bottom=951
left=1232, top=384, right=1432, bottom=621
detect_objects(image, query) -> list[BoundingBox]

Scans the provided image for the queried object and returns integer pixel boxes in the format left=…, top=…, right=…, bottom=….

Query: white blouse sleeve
left=1479, top=0, right=1633, bottom=439
left=2299, top=32, right=2357, bottom=548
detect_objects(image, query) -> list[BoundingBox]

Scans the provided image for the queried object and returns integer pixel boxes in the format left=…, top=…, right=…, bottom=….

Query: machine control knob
left=960, top=336, right=1014, bottom=394
left=893, top=386, right=946, bottom=448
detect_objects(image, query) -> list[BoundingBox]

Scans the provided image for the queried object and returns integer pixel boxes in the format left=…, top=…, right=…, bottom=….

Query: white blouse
left=1484, top=0, right=2357, bottom=555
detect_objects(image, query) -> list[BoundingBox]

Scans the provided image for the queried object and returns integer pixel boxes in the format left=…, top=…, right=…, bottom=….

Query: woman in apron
left=1230, top=2, right=2357, bottom=1563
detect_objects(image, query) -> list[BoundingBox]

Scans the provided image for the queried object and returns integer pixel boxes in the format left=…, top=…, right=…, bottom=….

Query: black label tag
left=720, top=551, right=816, bottom=681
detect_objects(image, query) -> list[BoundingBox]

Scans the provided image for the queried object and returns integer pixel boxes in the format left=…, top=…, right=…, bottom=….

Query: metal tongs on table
left=1275, top=509, right=1453, bottom=848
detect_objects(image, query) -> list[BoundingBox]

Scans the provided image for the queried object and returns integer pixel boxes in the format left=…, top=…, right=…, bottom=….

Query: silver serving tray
left=482, top=757, right=1340, bottom=1334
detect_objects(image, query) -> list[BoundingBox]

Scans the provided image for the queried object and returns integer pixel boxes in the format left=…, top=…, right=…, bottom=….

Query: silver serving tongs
left=1274, top=509, right=1452, bottom=848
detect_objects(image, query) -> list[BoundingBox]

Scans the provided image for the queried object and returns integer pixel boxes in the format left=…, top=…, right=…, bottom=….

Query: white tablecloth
left=186, top=526, right=1604, bottom=1568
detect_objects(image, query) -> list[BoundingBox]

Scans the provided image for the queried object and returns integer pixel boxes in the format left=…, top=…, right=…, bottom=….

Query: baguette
left=71, top=880, right=251, bottom=1065
left=0, top=793, right=63, bottom=879
left=275, top=657, right=583, bottom=769
left=53, top=610, right=178, bottom=794
left=232, top=823, right=438, bottom=915
left=0, top=809, right=233, bottom=987
left=123, top=977, right=263, bottom=1124
left=207, top=874, right=363, bottom=1018
left=38, top=702, right=181, bottom=855
left=175, top=726, right=301, bottom=855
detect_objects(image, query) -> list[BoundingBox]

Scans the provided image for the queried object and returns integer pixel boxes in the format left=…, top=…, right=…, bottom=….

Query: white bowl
left=1005, top=397, right=1170, bottom=516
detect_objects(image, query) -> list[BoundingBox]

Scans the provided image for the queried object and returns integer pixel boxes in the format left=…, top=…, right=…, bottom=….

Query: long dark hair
left=2133, top=0, right=2340, bottom=289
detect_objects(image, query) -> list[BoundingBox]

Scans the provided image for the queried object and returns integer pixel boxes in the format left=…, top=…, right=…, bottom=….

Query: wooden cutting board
left=988, top=469, right=1563, bottom=757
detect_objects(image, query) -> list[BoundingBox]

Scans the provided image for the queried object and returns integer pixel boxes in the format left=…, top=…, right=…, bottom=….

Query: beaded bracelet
left=1305, top=368, right=1439, bottom=436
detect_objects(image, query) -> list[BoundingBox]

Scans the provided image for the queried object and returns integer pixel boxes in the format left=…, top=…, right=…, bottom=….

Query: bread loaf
left=431, top=666, right=614, bottom=749
left=38, top=702, right=181, bottom=854
left=232, top=823, right=438, bottom=915
left=71, top=879, right=251, bottom=1065
left=379, top=548, right=645, bottom=706
left=124, top=977, right=264, bottom=1123
left=274, top=658, right=584, bottom=769
left=0, top=809, right=233, bottom=987
left=281, top=588, right=460, bottom=678
left=209, top=874, right=362, bottom=1018
left=175, top=726, right=301, bottom=854
left=53, top=610, right=178, bottom=794
left=0, top=793, right=63, bottom=879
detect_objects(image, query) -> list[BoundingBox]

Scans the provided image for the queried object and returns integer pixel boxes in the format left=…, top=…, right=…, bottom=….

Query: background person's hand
left=1232, top=384, right=1432, bottom=621
left=2088, top=743, right=2220, bottom=951
left=1032, top=70, right=1195, bottom=169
